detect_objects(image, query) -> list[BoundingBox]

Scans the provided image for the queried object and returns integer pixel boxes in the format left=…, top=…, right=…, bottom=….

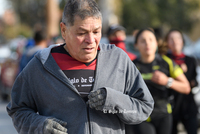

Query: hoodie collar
left=35, top=44, right=80, bottom=94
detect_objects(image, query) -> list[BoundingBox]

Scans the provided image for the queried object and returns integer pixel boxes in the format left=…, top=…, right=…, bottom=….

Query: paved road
left=0, top=100, right=17, bottom=134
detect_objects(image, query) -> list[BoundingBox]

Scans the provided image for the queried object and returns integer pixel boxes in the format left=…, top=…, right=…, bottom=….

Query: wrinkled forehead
left=72, top=16, right=102, bottom=28
left=74, top=15, right=102, bottom=22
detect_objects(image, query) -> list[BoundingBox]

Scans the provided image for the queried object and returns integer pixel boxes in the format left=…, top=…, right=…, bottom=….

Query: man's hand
left=43, top=118, right=68, bottom=134
left=87, top=88, right=107, bottom=111
left=151, top=70, right=168, bottom=86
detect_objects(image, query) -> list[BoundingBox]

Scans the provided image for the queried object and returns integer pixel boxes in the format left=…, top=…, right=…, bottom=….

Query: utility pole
left=46, top=0, right=61, bottom=39
left=98, top=0, right=122, bottom=36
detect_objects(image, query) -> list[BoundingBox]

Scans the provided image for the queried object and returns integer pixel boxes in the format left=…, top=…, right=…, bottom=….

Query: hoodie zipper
left=67, top=82, right=92, bottom=134
left=86, top=51, right=100, bottom=134
left=64, top=81, right=92, bottom=134
left=86, top=52, right=100, bottom=134
left=87, top=105, right=92, bottom=134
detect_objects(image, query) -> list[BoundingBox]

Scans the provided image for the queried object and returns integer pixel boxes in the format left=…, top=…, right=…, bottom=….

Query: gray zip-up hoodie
left=7, top=43, right=154, bottom=134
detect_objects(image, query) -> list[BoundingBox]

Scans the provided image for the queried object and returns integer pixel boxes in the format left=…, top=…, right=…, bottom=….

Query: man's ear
left=60, top=22, right=67, bottom=40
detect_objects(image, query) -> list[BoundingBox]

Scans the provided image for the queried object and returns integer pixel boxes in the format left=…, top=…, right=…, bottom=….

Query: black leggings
left=172, top=114, right=198, bottom=134
left=126, top=114, right=172, bottom=134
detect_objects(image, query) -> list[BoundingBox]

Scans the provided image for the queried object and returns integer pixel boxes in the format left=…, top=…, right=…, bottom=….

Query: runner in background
left=107, top=24, right=136, bottom=60
left=164, top=29, right=198, bottom=134
left=126, top=28, right=190, bottom=134
left=19, top=30, right=48, bottom=72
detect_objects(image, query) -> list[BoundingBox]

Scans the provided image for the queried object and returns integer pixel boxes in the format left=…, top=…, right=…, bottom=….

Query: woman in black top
left=165, top=29, right=198, bottom=134
left=126, top=28, right=190, bottom=134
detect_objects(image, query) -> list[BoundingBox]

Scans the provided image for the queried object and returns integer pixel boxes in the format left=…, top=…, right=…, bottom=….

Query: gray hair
left=62, top=0, right=102, bottom=27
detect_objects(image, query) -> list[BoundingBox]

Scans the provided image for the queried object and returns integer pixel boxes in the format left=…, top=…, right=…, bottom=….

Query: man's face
left=60, top=16, right=102, bottom=63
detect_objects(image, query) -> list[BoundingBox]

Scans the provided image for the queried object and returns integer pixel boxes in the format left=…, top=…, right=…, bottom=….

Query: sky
left=0, top=0, right=11, bottom=17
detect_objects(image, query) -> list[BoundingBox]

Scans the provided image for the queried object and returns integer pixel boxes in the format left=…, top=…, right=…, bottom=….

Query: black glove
left=87, top=88, right=107, bottom=111
left=43, top=118, right=68, bottom=134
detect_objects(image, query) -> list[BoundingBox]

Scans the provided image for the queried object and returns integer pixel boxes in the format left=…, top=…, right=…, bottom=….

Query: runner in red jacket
left=107, top=25, right=136, bottom=61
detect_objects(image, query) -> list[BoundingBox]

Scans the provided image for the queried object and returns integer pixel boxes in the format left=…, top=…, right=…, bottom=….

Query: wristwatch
left=166, top=77, right=174, bottom=88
